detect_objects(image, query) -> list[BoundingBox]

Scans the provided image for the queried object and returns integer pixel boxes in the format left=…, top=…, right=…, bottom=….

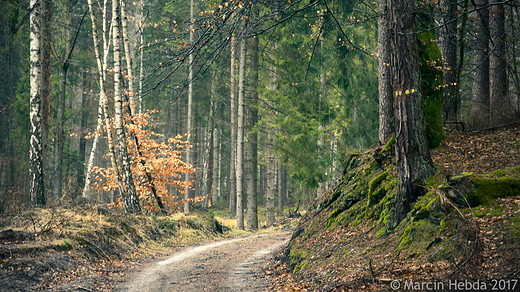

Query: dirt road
left=114, top=229, right=291, bottom=292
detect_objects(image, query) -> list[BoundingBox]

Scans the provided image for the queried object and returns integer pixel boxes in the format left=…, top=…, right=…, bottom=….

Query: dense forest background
left=1, top=0, right=519, bottom=226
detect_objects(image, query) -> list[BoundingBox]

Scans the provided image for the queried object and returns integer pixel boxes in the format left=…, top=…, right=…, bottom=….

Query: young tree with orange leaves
left=92, top=110, right=200, bottom=213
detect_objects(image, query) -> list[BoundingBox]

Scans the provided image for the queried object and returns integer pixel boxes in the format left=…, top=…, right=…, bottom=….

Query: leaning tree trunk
left=378, top=0, right=394, bottom=145
left=490, top=0, right=511, bottom=126
left=246, top=34, right=259, bottom=231
left=30, top=0, right=45, bottom=206
left=113, top=0, right=140, bottom=213
left=236, top=34, right=246, bottom=230
left=469, top=0, right=490, bottom=130
left=438, top=0, right=458, bottom=125
left=388, top=0, right=434, bottom=224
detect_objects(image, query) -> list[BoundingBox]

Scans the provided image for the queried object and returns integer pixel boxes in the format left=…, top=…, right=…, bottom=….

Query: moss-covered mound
left=281, top=142, right=520, bottom=291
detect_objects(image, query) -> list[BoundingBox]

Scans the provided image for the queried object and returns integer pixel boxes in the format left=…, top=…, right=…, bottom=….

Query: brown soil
left=113, top=229, right=292, bottom=292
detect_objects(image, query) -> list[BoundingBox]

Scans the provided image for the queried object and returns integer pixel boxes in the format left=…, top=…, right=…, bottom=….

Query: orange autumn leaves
left=92, top=110, right=201, bottom=212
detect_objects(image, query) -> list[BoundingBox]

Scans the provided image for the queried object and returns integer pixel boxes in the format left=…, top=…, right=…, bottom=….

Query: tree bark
left=184, top=0, right=194, bottom=215
left=388, top=0, right=434, bottom=224
left=113, top=0, right=140, bottom=213
left=229, top=35, right=237, bottom=213
left=41, top=0, right=52, bottom=199
left=277, top=163, right=283, bottom=215
left=121, top=0, right=136, bottom=114
left=469, top=0, right=490, bottom=130
left=236, top=34, right=246, bottom=230
left=53, top=0, right=72, bottom=200
left=438, top=0, right=458, bottom=125
left=246, top=35, right=259, bottom=231
left=87, top=0, right=125, bottom=203
left=30, top=0, right=45, bottom=206
left=490, top=0, right=511, bottom=126
left=378, top=0, right=394, bottom=145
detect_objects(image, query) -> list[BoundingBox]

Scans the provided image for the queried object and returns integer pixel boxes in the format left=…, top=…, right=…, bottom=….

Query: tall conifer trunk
left=378, top=0, right=394, bottom=145
left=236, top=33, right=246, bottom=230
left=388, top=0, right=434, bottom=224
left=438, top=0, right=458, bottom=125
left=469, top=0, right=490, bottom=130
left=229, top=35, right=237, bottom=213
left=490, top=0, right=511, bottom=125
left=246, top=34, right=259, bottom=231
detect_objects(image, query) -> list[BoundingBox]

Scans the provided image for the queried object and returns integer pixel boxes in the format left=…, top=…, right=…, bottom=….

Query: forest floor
left=265, top=125, right=520, bottom=291
left=0, top=205, right=297, bottom=291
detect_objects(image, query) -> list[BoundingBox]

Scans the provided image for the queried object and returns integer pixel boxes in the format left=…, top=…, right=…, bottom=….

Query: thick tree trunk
left=388, top=0, right=434, bottom=224
left=438, top=0, right=458, bottom=125
left=469, top=0, right=490, bottom=130
left=246, top=35, right=259, bottom=231
left=265, top=138, right=276, bottom=227
left=229, top=35, right=237, bottom=213
left=490, top=0, right=511, bottom=126
left=317, top=39, right=327, bottom=199
left=236, top=34, right=246, bottom=230
left=30, top=0, right=45, bottom=206
left=378, top=0, right=394, bottom=145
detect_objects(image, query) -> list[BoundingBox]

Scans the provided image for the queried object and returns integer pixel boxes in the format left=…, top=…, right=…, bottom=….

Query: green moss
left=368, top=169, right=390, bottom=204
left=293, top=259, right=309, bottom=273
left=469, top=176, right=520, bottom=206
left=59, top=240, right=73, bottom=251
left=380, top=134, right=395, bottom=153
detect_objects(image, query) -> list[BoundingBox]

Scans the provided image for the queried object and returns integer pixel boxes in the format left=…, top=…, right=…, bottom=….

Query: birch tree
left=29, top=0, right=45, bottom=205
left=113, top=0, right=140, bottom=213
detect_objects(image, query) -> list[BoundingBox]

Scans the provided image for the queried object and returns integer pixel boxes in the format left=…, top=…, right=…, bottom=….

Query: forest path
left=114, top=229, right=291, bottom=292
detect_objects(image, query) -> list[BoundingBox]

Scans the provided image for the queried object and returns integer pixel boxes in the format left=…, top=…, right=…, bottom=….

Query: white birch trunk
left=121, top=0, right=136, bottom=114
left=113, top=0, right=140, bottom=213
left=30, top=0, right=45, bottom=205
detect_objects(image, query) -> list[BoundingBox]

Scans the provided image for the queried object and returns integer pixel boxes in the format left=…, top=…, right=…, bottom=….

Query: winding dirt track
left=115, top=229, right=291, bottom=292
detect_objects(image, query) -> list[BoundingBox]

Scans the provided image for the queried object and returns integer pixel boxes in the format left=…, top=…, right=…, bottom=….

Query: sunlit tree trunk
left=388, top=0, right=434, bottom=224
left=277, top=163, right=283, bottom=215
left=236, top=34, right=246, bottom=230
left=469, top=0, right=490, bottom=130
left=438, top=0, right=458, bottom=125
left=86, top=0, right=124, bottom=201
left=246, top=35, right=259, bottom=231
left=121, top=0, right=136, bottom=114
left=184, top=0, right=194, bottom=215
left=490, top=0, right=511, bottom=125
left=378, top=0, right=394, bottom=145
left=113, top=0, right=140, bottom=213
left=211, top=82, right=219, bottom=206
left=30, top=0, right=45, bottom=206
left=138, top=0, right=144, bottom=114
left=229, top=35, right=237, bottom=213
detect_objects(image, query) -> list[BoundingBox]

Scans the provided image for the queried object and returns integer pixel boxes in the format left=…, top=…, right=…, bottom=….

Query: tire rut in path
left=116, top=230, right=291, bottom=292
